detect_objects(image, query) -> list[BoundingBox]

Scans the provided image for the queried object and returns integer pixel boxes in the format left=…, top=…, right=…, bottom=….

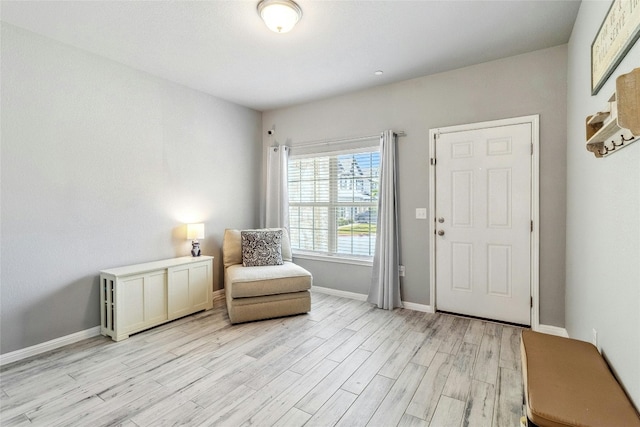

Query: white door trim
left=429, top=115, right=540, bottom=329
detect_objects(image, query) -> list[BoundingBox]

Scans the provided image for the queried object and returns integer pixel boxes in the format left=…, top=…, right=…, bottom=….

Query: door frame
left=428, top=115, right=540, bottom=329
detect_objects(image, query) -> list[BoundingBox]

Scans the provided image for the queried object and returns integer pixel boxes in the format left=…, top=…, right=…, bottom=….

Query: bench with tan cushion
left=223, top=228, right=311, bottom=324
left=520, top=330, right=640, bottom=427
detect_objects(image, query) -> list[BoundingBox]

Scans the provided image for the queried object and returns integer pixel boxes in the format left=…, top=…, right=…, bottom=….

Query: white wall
left=263, top=45, right=568, bottom=326
left=566, top=2, right=640, bottom=408
left=0, top=24, right=262, bottom=354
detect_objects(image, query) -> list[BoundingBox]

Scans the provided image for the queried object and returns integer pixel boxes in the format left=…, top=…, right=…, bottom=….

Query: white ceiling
left=1, top=1, right=581, bottom=111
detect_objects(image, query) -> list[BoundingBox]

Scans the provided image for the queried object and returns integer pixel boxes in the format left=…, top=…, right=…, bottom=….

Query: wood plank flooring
left=0, top=292, right=525, bottom=426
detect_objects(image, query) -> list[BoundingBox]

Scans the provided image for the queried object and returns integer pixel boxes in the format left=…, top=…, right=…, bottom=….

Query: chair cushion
left=226, top=262, right=311, bottom=298
left=226, top=291, right=310, bottom=324
left=223, top=228, right=292, bottom=268
left=228, top=291, right=310, bottom=307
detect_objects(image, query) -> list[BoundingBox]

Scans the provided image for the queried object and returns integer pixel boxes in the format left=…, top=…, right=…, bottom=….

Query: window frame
left=288, top=143, right=380, bottom=262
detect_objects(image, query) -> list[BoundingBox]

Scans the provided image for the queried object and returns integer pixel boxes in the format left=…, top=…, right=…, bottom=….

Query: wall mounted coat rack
left=586, top=67, right=640, bottom=158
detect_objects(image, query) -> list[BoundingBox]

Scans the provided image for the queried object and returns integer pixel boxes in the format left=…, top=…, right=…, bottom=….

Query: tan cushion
left=521, top=330, right=640, bottom=427
left=223, top=228, right=292, bottom=268
left=223, top=229, right=242, bottom=268
left=226, top=262, right=311, bottom=298
left=227, top=290, right=310, bottom=307
left=226, top=291, right=310, bottom=324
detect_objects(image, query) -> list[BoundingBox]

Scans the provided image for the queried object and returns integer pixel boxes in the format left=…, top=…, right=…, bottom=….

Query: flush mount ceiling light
left=257, top=0, right=303, bottom=33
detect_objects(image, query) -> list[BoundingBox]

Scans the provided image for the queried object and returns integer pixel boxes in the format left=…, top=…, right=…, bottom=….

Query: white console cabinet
left=100, top=256, right=213, bottom=341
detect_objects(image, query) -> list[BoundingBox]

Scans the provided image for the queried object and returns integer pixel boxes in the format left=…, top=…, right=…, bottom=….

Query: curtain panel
left=266, top=145, right=290, bottom=229
left=368, top=130, right=402, bottom=310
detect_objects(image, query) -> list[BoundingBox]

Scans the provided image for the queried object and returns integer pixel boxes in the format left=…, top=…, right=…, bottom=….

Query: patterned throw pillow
left=241, top=229, right=284, bottom=267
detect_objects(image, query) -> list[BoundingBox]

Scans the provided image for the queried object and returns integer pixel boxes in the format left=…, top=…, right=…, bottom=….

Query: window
left=288, top=145, right=380, bottom=258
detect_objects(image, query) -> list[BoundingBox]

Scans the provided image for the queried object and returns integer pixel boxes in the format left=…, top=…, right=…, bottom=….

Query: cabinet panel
left=120, top=276, right=145, bottom=333
left=145, top=271, right=168, bottom=324
left=190, top=263, right=210, bottom=311
left=168, top=267, right=191, bottom=319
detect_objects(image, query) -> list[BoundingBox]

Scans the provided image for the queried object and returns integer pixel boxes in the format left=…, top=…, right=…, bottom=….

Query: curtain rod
left=293, top=131, right=406, bottom=149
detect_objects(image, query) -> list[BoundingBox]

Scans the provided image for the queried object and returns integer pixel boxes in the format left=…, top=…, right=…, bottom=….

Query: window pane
left=316, top=179, right=330, bottom=202
left=300, top=158, right=315, bottom=180
left=300, top=181, right=314, bottom=203
left=299, top=207, right=313, bottom=228
left=299, top=228, right=314, bottom=250
left=289, top=206, right=299, bottom=228
left=314, top=207, right=328, bottom=230
left=289, top=227, right=299, bottom=248
left=313, top=230, right=328, bottom=252
left=288, top=164, right=296, bottom=181
left=288, top=160, right=301, bottom=182
left=288, top=147, right=379, bottom=257
left=316, top=157, right=330, bottom=180
left=289, top=181, right=301, bottom=203
left=336, top=208, right=376, bottom=256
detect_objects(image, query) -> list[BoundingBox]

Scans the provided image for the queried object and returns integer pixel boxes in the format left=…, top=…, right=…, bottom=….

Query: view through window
left=288, top=147, right=380, bottom=257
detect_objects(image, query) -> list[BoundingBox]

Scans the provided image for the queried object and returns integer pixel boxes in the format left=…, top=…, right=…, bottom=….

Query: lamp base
left=191, top=241, right=201, bottom=257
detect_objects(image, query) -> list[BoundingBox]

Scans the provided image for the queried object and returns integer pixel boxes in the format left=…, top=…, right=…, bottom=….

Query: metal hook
left=612, top=135, right=625, bottom=147
left=604, top=140, right=616, bottom=152
left=621, top=134, right=636, bottom=143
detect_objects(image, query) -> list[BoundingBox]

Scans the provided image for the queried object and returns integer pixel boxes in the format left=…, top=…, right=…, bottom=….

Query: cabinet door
left=168, top=267, right=191, bottom=319
left=119, top=276, right=146, bottom=333
left=144, top=271, right=168, bottom=324
left=119, top=272, right=168, bottom=335
left=189, top=262, right=211, bottom=312
left=167, top=261, right=212, bottom=319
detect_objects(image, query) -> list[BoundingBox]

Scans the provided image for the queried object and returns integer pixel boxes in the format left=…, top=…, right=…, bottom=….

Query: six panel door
left=435, top=123, right=532, bottom=325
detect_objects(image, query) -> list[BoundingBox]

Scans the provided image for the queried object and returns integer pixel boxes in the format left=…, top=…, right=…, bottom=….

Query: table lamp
left=187, top=223, right=205, bottom=257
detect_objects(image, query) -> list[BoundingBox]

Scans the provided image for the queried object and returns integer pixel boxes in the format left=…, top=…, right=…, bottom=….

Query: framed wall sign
left=591, top=0, right=640, bottom=95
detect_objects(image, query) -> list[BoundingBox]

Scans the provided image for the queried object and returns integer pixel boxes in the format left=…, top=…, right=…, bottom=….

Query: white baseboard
left=2, top=290, right=525, bottom=366
left=311, top=286, right=368, bottom=301
left=535, top=324, right=569, bottom=337
left=1, top=291, right=228, bottom=366
left=401, top=301, right=435, bottom=313
left=311, top=286, right=434, bottom=313
left=0, top=326, right=102, bottom=367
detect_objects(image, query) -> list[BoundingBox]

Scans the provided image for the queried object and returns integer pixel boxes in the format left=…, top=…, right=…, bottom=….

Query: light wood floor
left=0, top=292, right=525, bottom=427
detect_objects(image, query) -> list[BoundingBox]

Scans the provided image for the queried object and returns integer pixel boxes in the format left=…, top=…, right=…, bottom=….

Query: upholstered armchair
left=222, top=228, right=312, bottom=324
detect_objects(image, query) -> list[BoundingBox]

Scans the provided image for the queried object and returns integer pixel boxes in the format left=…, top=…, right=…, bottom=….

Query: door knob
left=438, top=217, right=445, bottom=223
left=437, top=230, right=445, bottom=236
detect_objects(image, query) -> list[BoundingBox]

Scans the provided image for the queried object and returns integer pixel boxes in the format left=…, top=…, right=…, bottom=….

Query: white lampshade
left=257, top=0, right=302, bottom=33
left=186, top=223, right=205, bottom=240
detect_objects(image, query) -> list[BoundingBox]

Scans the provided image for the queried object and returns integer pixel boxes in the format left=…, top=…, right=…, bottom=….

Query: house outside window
left=288, top=145, right=380, bottom=259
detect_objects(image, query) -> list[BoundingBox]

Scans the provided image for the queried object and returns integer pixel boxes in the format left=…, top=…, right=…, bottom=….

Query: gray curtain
left=265, top=145, right=289, bottom=229
left=368, top=130, right=402, bottom=309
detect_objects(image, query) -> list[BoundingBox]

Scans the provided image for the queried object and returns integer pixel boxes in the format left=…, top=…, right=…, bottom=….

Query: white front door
left=434, top=122, right=532, bottom=325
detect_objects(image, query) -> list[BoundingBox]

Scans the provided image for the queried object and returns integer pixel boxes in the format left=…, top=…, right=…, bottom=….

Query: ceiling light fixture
left=257, top=0, right=302, bottom=34
left=374, top=70, right=384, bottom=76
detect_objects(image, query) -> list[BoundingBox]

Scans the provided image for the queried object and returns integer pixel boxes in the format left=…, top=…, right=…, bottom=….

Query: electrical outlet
left=415, top=208, right=427, bottom=219
left=592, top=328, right=598, bottom=348
left=399, top=265, right=405, bottom=277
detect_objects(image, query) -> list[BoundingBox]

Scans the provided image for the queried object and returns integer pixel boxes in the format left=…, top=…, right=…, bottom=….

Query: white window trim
left=293, top=250, right=374, bottom=267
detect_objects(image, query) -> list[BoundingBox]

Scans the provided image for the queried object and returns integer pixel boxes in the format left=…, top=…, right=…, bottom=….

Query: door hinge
left=531, top=297, right=533, bottom=308
left=531, top=220, right=533, bottom=232
left=531, top=143, right=534, bottom=155
left=430, top=158, right=436, bottom=166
